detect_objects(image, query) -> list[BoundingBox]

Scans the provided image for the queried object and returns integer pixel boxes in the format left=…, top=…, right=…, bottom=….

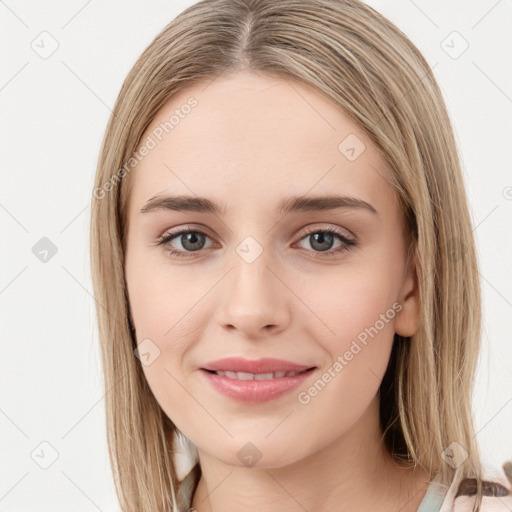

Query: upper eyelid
left=300, top=225, right=355, bottom=240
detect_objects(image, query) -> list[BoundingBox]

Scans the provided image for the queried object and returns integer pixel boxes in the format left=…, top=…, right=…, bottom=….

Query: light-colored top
left=177, top=461, right=512, bottom=512
left=417, top=473, right=450, bottom=512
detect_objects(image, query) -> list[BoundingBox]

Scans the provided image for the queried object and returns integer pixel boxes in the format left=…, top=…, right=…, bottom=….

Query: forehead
left=127, top=71, right=391, bottom=215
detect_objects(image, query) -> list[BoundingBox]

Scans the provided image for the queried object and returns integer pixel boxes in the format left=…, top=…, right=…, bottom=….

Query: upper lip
left=201, top=357, right=315, bottom=374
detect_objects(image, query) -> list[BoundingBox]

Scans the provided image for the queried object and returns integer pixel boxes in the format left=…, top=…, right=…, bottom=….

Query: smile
left=199, top=357, right=317, bottom=402
left=207, top=369, right=307, bottom=380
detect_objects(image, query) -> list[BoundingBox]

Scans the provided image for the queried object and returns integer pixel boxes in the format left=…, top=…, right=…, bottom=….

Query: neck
left=190, top=396, right=430, bottom=512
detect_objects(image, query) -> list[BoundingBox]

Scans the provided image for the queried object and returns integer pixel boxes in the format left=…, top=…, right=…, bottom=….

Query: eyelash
left=156, top=226, right=357, bottom=259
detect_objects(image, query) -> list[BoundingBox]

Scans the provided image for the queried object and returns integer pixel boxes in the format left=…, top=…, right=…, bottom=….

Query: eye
left=156, top=225, right=357, bottom=259
left=295, top=226, right=356, bottom=257
left=156, top=226, right=214, bottom=258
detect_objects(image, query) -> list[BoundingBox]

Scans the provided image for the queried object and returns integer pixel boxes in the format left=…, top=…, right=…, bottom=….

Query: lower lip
left=200, top=368, right=316, bottom=403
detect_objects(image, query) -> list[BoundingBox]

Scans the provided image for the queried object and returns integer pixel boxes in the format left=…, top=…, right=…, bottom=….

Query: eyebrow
left=140, top=194, right=378, bottom=216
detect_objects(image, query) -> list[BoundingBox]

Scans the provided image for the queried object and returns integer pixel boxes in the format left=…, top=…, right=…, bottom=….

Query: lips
left=200, top=357, right=317, bottom=403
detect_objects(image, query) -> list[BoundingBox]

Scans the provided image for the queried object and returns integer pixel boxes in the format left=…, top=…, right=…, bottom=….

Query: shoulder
left=442, top=460, right=512, bottom=512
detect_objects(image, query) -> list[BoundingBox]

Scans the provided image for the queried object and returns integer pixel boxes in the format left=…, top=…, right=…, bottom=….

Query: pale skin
left=124, top=71, right=430, bottom=511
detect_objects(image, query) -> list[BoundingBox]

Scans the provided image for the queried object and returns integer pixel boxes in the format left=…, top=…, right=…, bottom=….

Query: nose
left=214, top=250, right=292, bottom=338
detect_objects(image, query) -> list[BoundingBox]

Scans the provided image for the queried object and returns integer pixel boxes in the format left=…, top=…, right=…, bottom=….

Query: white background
left=1, top=0, right=511, bottom=510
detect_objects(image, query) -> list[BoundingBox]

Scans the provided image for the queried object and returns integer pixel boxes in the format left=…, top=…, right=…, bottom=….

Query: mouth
left=199, top=359, right=317, bottom=403
left=201, top=356, right=315, bottom=375
left=202, top=368, right=315, bottom=380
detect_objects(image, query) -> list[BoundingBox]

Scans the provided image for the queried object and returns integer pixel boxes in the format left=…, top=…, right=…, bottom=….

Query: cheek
left=126, top=251, right=205, bottom=342
left=126, top=260, right=206, bottom=429
left=306, top=266, right=401, bottom=344
left=125, top=255, right=210, bottom=395
left=296, top=258, right=403, bottom=404
left=291, top=272, right=399, bottom=436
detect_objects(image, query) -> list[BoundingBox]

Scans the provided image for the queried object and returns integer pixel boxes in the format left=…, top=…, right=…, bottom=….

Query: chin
left=198, top=437, right=310, bottom=470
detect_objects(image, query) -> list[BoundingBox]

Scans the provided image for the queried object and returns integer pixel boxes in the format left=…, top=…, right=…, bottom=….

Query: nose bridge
left=230, top=234, right=278, bottom=303
left=217, top=232, right=290, bottom=333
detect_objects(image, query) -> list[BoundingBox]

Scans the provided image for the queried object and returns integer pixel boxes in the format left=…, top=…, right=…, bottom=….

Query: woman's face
left=124, top=71, right=419, bottom=468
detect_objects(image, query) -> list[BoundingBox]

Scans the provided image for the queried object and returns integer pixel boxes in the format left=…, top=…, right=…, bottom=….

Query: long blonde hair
left=90, top=0, right=485, bottom=510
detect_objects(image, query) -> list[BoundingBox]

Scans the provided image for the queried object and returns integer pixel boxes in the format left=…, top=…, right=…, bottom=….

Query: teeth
left=237, top=372, right=254, bottom=380
left=254, top=372, right=274, bottom=380
left=213, top=370, right=304, bottom=380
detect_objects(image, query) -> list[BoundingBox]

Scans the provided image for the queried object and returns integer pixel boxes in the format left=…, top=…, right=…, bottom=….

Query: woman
left=90, top=0, right=512, bottom=510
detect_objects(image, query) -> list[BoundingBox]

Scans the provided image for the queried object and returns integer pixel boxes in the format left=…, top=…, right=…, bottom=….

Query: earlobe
left=394, top=259, right=421, bottom=338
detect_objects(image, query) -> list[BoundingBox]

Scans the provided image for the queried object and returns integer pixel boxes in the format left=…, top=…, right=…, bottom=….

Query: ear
left=394, top=251, right=421, bottom=338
